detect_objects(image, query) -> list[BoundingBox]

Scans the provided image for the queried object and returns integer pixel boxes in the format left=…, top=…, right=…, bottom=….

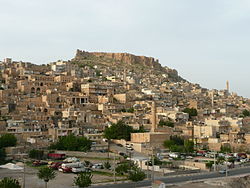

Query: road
left=110, top=143, right=147, bottom=159
left=91, top=166, right=250, bottom=188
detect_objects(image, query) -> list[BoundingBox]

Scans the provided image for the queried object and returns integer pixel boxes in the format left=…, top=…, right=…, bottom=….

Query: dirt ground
left=0, top=166, right=125, bottom=188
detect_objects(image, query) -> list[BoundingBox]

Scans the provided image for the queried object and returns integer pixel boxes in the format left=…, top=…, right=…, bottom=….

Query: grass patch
left=92, top=170, right=125, bottom=177
left=25, top=161, right=47, bottom=169
left=77, top=156, right=120, bottom=161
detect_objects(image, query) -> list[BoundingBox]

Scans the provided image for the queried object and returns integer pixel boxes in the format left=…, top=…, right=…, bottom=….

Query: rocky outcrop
left=75, top=49, right=162, bottom=69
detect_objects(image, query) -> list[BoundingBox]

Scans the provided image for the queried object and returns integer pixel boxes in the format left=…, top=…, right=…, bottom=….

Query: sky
left=0, top=0, right=249, bottom=97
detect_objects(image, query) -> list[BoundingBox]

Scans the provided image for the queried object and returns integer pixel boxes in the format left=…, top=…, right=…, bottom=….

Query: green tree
left=115, top=162, right=130, bottom=175
left=37, top=167, right=56, bottom=188
left=74, top=172, right=92, bottom=188
left=0, top=148, right=6, bottom=165
left=183, top=108, right=198, bottom=118
left=0, top=134, right=17, bottom=148
left=84, top=160, right=91, bottom=167
left=163, top=140, right=175, bottom=149
left=128, top=166, right=146, bottom=188
left=242, top=109, right=250, bottom=117
left=149, top=156, right=162, bottom=166
left=158, top=120, right=174, bottom=128
left=217, top=156, right=225, bottom=165
left=170, top=136, right=184, bottom=145
left=220, top=146, right=231, bottom=153
left=104, top=121, right=134, bottom=141
left=184, top=140, right=194, bottom=153
left=104, top=161, right=111, bottom=169
left=49, top=134, right=91, bottom=152
left=0, top=177, right=21, bottom=188
left=29, top=149, right=44, bottom=160
left=205, top=161, right=213, bottom=171
left=163, top=136, right=185, bottom=152
left=127, top=108, right=135, bottom=113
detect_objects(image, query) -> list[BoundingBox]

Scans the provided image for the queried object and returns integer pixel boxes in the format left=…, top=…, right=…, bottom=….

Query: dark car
left=118, top=152, right=126, bottom=156
left=32, top=160, right=47, bottom=166
left=59, top=166, right=72, bottom=173
left=49, top=162, right=63, bottom=170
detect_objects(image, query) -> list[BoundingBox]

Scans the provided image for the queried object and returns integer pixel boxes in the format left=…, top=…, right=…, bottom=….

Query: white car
left=219, top=169, right=228, bottom=174
left=63, top=157, right=80, bottom=163
left=61, top=162, right=84, bottom=169
left=240, top=158, right=249, bottom=163
left=72, top=167, right=91, bottom=173
left=92, top=163, right=103, bottom=169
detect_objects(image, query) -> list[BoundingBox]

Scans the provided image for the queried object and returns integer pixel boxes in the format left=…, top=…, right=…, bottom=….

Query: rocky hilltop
left=75, top=49, right=162, bottom=70
left=74, top=49, right=184, bottom=82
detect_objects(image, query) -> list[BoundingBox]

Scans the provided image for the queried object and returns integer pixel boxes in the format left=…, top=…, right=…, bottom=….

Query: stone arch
left=31, top=87, right=35, bottom=94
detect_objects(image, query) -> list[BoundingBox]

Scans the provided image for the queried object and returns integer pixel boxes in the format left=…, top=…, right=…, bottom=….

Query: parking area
left=0, top=165, right=125, bottom=188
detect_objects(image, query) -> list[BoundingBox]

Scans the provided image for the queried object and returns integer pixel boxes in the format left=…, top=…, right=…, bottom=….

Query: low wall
left=54, top=150, right=118, bottom=159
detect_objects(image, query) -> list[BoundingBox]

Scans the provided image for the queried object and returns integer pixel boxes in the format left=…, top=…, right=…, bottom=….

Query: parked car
left=240, top=158, right=249, bottom=163
left=63, top=157, right=79, bottom=163
left=219, top=169, right=228, bottom=174
left=145, top=161, right=152, bottom=166
left=59, top=166, right=72, bottom=173
left=125, top=143, right=133, bottom=147
left=98, top=149, right=108, bottom=153
left=126, top=147, right=134, bottom=151
left=118, top=152, right=126, bottom=156
left=72, top=167, right=92, bottom=173
left=169, top=153, right=179, bottom=159
left=61, top=162, right=84, bottom=169
left=92, top=163, right=103, bottom=169
left=32, top=161, right=47, bottom=166
left=49, top=162, right=63, bottom=170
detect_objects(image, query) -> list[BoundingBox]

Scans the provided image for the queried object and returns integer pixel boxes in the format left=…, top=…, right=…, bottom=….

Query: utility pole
left=113, top=155, right=116, bottom=183
left=214, top=151, right=216, bottom=172
left=23, top=142, right=27, bottom=188
left=129, top=151, right=132, bottom=167
left=151, top=147, right=155, bottom=184
left=147, top=154, right=150, bottom=179
left=107, top=139, right=110, bottom=160
left=23, top=160, right=26, bottom=188
left=226, top=152, right=228, bottom=177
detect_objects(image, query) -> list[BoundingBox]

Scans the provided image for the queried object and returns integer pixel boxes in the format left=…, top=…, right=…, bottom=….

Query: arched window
left=31, top=87, right=35, bottom=93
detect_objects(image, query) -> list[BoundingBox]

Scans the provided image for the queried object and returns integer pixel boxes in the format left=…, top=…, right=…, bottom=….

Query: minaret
left=226, top=80, right=229, bottom=92
left=151, top=101, right=157, bottom=132
left=211, top=91, right=214, bottom=108
left=123, top=69, right=127, bottom=85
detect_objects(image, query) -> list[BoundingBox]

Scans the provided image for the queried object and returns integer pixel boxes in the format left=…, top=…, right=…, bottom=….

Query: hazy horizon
left=1, top=0, right=249, bottom=97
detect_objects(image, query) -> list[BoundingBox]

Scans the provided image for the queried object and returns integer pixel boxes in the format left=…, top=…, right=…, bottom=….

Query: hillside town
left=0, top=50, right=250, bottom=187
